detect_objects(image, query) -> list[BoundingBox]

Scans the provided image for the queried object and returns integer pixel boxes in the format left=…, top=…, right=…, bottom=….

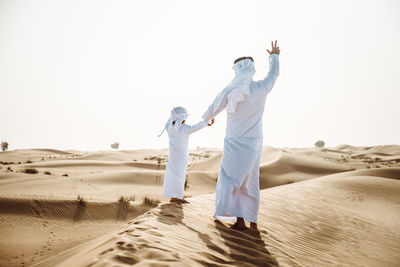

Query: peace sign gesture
left=267, top=40, right=280, bottom=55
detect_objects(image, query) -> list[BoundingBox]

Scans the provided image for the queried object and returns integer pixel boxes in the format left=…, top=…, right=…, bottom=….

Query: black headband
left=234, top=56, right=254, bottom=64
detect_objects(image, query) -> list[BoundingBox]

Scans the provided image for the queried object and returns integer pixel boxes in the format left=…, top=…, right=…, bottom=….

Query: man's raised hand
left=267, top=40, right=280, bottom=55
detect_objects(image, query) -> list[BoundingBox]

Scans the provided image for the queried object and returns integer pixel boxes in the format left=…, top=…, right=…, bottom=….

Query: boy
left=159, top=106, right=214, bottom=204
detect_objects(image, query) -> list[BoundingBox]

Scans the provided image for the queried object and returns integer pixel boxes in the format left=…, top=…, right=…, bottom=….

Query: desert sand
left=0, top=145, right=399, bottom=266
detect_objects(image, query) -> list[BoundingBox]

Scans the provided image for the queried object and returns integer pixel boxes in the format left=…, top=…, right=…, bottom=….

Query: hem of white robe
left=163, top=190, right=183, bottom=199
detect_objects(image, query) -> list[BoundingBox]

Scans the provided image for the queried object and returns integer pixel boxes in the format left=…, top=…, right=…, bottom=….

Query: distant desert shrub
left=314, top=140, right=325, bottom=148
left=1, top=141, right=8, bottom=151
left=111, top=142, right=119, bottom=149
left=23, top=168, right=38, bottom=174
left=44, top=171, right=52, bottom=175
left=119, top=195, right=135, bottom=203
left=142, top=197, right=160, bottom=207
left=0, top=161, right=14, bottom=165
left=157, top=157, right=162, bottom=169
left=26, top=160, right=33, bottom=163
left=62, top=173, right=69, bottom=177
left=77, top=195, right=86, bottom=206
left=7, top=166, right=12, bottom=172
left=118, top=196, right=126, bottom=203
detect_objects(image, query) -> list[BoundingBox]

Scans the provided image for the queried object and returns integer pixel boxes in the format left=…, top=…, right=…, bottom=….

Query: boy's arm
left=184, top=120, right=210, bottom=135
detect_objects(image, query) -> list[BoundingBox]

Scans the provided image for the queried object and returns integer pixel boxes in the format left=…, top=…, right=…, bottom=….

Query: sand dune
left=0, top=198, right=156, bottom=267
left=25, top=160, right=167, bottom=171
left=0, top=198, right=153, bottom=221
left=35, top=168, right=400, bottom=267
left=189, top=146, right=353, bottom=188
left=1, top=145, right=399, bottom=266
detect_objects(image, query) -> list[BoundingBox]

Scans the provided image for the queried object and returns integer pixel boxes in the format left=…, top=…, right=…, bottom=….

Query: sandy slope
left=1, top=145, right=399, bottom=266
left=36, top=168, right=400, bottom=267
left=0, top=148, right=220, bottom=266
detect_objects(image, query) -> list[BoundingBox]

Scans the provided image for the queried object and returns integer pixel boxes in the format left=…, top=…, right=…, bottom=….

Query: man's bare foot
left=230, top=217, right=247, bottom=230
left=171, top=198, right=189, bottom=204
left=250, top=222, right=258, bottom=231
left=230, top=222, right=248, bottom=230
left=176, top=199, right=189, bottom=204
left=170, top=198, right=179, bottom=203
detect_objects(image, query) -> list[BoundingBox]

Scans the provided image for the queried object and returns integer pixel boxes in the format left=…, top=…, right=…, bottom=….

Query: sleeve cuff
left=269, top=53, right=279, bottom=59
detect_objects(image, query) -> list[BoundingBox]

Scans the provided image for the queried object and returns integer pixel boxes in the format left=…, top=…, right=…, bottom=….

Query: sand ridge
left=1, top=145, right=400, bottom=266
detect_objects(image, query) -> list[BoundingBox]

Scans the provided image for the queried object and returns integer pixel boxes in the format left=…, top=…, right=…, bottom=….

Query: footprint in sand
left=32, top=226, right=56, bottom=262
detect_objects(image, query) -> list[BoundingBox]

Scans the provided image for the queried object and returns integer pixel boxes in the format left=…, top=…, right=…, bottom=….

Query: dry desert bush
left=77, top=195, right=86, bottom=206
left=23, top=168, right=38, bottom=174
left=142, top=197, right=160, bottom=207
left=1, top=141, right=8, bottom=151
left=314, top=140, right=325, bottom=148
left=111, top=142, right=119, bottom=149
left=119, top=195, right=135, bottom=203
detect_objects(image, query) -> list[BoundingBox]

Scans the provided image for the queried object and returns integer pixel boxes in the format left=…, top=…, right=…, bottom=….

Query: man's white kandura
left=202, top=54, right=279, bottom=223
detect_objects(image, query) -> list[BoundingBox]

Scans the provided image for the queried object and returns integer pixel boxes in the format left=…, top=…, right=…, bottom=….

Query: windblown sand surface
left=0, top=145, right=399, bottom=266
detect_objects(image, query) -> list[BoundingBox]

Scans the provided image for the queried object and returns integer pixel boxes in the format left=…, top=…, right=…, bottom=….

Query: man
left=202, top=41, right=280, bottom=230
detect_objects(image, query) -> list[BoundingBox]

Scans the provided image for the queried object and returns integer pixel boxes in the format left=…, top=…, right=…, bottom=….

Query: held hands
left=267, top=40, right=280, bottom=55
left=208, top=118, right=215, bottom=126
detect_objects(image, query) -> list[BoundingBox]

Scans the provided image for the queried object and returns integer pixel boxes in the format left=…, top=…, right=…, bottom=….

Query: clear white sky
left=1, top=0, right=399, bottom=151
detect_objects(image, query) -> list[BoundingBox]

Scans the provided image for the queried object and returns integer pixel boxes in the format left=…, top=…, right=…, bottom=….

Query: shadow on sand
left=157, top=203, right=278, bottom=266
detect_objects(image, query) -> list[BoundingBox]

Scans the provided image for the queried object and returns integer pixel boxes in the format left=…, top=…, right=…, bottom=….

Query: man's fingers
left=271, top=41, right=274, bottom=48
left=266, top=49, right=271, bottom=54
left=275, top=40, right=277, bottom=48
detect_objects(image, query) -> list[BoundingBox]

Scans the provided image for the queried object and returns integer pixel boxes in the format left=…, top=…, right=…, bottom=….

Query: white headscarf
left=158, top=106, right=188, bottom=137
left=211, top=58, right=256, bottom=114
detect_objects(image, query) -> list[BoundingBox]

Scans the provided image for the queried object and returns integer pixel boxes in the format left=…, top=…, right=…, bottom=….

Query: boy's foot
left=170, top=198, right=179, bottom=203
left=250, top=222, right=258, bottom=231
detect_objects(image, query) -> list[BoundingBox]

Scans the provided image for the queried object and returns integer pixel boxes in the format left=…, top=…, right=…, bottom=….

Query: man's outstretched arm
left=255, top=40, right=280, bottom=93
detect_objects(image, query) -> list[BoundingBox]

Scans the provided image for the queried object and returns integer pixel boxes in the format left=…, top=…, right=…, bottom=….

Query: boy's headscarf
left=158, top=106, right=188, bottom=137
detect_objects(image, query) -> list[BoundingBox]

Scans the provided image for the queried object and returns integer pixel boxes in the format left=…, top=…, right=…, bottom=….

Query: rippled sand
left=1, top=145, right=399, bottom=266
